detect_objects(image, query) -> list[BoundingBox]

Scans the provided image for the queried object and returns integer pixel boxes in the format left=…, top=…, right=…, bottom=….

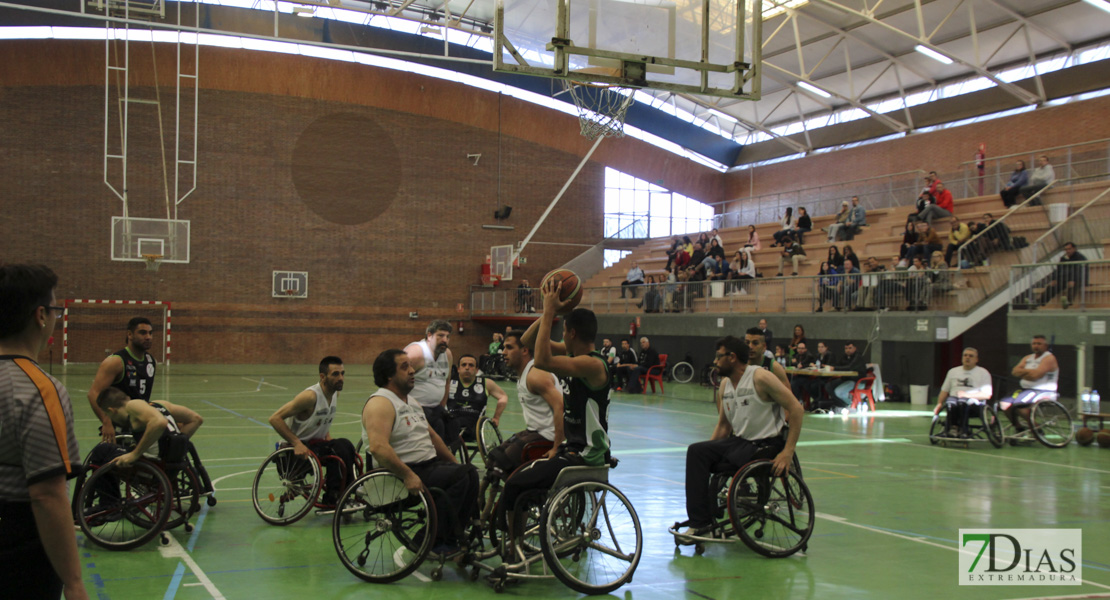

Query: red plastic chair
left=640, top=354, right=668, bottom=394
left=849, top=376, right=877, bottom=412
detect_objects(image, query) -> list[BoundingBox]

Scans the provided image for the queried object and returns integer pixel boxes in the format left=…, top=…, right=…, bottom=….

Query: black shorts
left=0, top=502, right=64, bottom=600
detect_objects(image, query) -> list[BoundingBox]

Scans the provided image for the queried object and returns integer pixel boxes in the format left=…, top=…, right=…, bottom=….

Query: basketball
left=1098, top=430, right=1110, bottom=448
left=1076, top=427, right=1094, bottom=446
left=541, top=268, right=582, bottom=314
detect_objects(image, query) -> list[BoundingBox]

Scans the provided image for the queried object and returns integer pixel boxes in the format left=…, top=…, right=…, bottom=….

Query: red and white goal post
left=62, top=300, right=172, bottom=366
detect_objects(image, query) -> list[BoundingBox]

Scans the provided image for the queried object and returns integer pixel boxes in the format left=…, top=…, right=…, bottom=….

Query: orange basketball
left=1076, top=427, right=1094, bottom=446
left=1098, top=429, right=1110, bottom=448
left=541, top=268, right=582, bottom=314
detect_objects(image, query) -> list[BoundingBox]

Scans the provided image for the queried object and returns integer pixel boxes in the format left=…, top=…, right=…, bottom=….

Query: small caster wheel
left=694, top=543, right=705, bottom=555
left=184, top=523, right=194, bottom=533
left=494, top=581, right=505, bottom=593
left=430, top=567, right=442, bottom=581
left=469, top=567, right=480, bottom=582
left=160, top=533, right=170, bottom=546
left=207, top=496, right=217, bottom=507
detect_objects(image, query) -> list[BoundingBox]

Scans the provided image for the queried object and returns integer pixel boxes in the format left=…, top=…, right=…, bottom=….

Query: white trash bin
left=1047, top=203, right=1068, bottom=224
left=710, top=281, right=725, bottom=298
left=910, top=385, right=929, bottom=405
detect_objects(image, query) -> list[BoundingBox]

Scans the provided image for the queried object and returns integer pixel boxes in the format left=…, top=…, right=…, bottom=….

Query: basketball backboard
left=272, top=271, right=308, bottom=298
left=493, top=0, right=761, bottom=99
left=111, top=217, right=190, bottom=263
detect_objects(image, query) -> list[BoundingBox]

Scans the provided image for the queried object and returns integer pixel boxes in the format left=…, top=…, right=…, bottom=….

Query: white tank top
left=517, top=359, right=558, bottom=441
left=721, top=366, right=784, bottom=441
left=1020, top=351, right=1059, bottom=391
left=287, top=383, right=337, bottom=441
left=361, top=388, right=437, bottom=466
left=407, top=339, right=450, bottom=407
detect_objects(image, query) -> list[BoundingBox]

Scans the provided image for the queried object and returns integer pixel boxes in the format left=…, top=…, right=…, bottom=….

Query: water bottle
left=1093, top=390, right=1102, bottom=414
left=815, top=359, right=822, bottom=370
left=1081, top=388, right=1091, bottom=414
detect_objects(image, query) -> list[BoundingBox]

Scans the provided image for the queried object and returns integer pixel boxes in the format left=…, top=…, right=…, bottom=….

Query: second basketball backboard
left=493, top=0, right=761, bottom=99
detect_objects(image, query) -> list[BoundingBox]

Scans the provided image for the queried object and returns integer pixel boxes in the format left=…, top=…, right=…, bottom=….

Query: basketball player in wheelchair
left=671, top=335, right=814, bottom=557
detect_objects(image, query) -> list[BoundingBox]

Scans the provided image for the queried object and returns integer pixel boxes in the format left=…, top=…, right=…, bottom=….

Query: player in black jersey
left=505, top=280, right=610, bottom=537
left=87, top=317, right=158, bottom=443
left=744, top=326, right=789, bottom=387
left=445, top=354, right=507, bottom=451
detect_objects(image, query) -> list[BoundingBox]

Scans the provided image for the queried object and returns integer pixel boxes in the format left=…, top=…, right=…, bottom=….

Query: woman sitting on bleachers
left=706, top=238, right=726, bottom=261
left=743, top=225, right=761, bottom=253
left=842, top=245, right=860, bottom=272
left=827, top=201, right=851, bottom=242
left=898, top=221, right=917, bottom=262
left=827, top=245, right=844, bottom=270
left=815, top=261, right=841, bottom=312
left=770, top=207, right=794, bottom=247
left=727, top=250, right=756, bottom=295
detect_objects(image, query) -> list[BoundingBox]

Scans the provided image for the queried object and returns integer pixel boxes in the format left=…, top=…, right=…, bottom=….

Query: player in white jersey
left=362, top=349, right=478, bottom=555
left=933, top=348, right=993, bottom=438
left=677, top=335, right=804, bottom=539
left=405, top=320, right=454, bottom=441
left=267, top=356, right=358, bottom=505
left=485, top=330, right=564, bottom=475
left=1001, top=335, right=1060, bottom=429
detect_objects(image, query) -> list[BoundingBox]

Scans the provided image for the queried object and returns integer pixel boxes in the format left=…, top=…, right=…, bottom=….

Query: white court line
left=394, top=547, right=431, bottom=582
left=1000, top=594, right=1110, bottom=600
left=241, top=377, right=288, bottom=390
left=202, top=456, right=267, bottom=462
left=211, top=470, right=257, bottom=488
left=815, top=513, right=1110, bottom=591
left=804, top=461, right=860, bottom=467
left=643, top=474, right=684, bottom=486
left=158, top=533, right=227, bottom=599
left=936, top=447, right=1110, bottom=474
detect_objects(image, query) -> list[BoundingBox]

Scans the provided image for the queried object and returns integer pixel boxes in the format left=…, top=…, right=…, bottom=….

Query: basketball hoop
left=284, top=288, right=297, bottom=296
left=142, top=254, right=163, bottom=272
left=561, top=78, right=635, bottom=140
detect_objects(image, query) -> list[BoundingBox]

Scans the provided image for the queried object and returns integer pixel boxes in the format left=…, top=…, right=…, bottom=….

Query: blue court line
left=162, top=503, right=212, bottom=600
left=201, top=399, right=271, bottom=428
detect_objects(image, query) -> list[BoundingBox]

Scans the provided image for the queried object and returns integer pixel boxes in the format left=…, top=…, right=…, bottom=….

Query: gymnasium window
left=603, top=167, right=714, bottom=240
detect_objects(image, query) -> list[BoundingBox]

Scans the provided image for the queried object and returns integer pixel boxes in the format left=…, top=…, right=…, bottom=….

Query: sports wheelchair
left=996, top=390, right=1074, bottom=448
left=72, top=434, right=216, bottom=550
left=669, top=452, right=814, bottom=558
left=929, top=399, right=1005, bottom=448
left=252, top=439, right=364, bottom=525
left=451, top=415, right=503, bottom=468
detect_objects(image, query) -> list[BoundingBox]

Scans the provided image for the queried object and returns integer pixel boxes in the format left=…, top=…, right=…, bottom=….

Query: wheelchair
left=928, top=400, right=1004, bottom=448
left=73, top=435, right=215, bottom=550
left=471, top=457, right=643, bottom=595
left=451, top=415, right=503, bottom=468
left=252, top=439, right=364, bottom=525
left=996, top=390, right=1074, bottom=448
left=669, top=453, right=814, bottom=558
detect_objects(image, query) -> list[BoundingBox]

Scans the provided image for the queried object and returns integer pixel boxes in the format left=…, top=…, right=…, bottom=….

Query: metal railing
left=1009, top=259, right=1110, bottom=311
left=1030, top=186, right=1110, bottom=264
left=471, top=268, right=978, bottom=316
left=957, top=138, right=1110, bottom=198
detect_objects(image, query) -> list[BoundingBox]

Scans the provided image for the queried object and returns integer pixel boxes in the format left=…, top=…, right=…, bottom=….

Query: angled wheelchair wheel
left=540, top=481, right=643, bottom=595
left=728, top=461, right=814, bottom=558
left=1031, top=400, right=1074, bottom=448
left=983, top=406, right=1005, bottom=448
left=252, top=447, right=322, bottom=525
left=512, top=489, right=547, bottom=556
left=671, top=362, right=695, bottom=384
left=928, top=414, right=944, bottom=445
left=77, top=461, right=172, bottom=551
left=165, top=466, right=201, bottom=531
left=476, top=417, right=503, bottom=467
left=332, top=470, right=436, bottom=583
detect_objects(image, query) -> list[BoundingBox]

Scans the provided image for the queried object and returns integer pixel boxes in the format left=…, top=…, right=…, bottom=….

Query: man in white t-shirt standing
left=933, top=348, right=993, bottom=438
left=405, top=320, right=454, bottom=441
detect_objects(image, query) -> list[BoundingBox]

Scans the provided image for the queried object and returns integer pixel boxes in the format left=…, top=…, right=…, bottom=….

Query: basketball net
left=561, top=80, right=635, bottom=140
left=142, top=254, right=163, bottom=272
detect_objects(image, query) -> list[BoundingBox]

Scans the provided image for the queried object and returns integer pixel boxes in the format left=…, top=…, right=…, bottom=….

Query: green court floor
left=57, top=363, right=1109, bottom=600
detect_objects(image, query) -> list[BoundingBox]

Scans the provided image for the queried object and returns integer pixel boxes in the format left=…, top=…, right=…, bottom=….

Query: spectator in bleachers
left=664, top=236, right=682, bottom=271
left=696, top=232, right=711, bottom=249
left=787, top=325, right=807, bottom=358
left=706, top=239, right=725, bottom=261
left=982, top=212, right=1013, bottom=253
left=794, top=207, right=813, bottom=243
left=842, top=245, right=860, bottom=271
left=826, top=200, right=851, bottom=242
left=912, top=191, right=934, bottom=222
left=923, top=171, right=940, bottom=198
left=852, top=256, right=885, bottom=310
left=901, top=221, right=942, bottom=267
left=945, top=215, right=971, bottom=266
left=1036, top=242, right=1089, bottom=309
left=837, top=258, right=861, bottom=310
left=516, top=279, right=535, bottom=312
left=675, top=238, right=692, bottom=269
left=709, top=254, right=730, bottom=281
left=899, top=221, right=918, bottom=262
left=1021, top=155, right=1056, bottom=203
left=906, top=256, right=931, bottom=310
left=710, top=228, right=724, bottom=248
left=727, top=250, right=756, bottom=296
left=930, top=251, right=954, bottom=297
left=843, top=196, right=867, bottom=240
left=770, top=207, right=794, bottom=247
left=999, top=160, right=1029, bottom=207
left=620, top=262, right=645, bottom=298
left=872, top=256, right=905, bottom=308
left=639, top=275, right=663, bottom=313
left=826, top=246, right=844, bottom=270
left=688, top=243, right=706, bottom=272
left=815, top=261, right=840, bottom=313
left=776, top=237, right=806, bottom=277
left=917, top=182, right=954, bottom=225
left=743, top=225, right=761, bottom=253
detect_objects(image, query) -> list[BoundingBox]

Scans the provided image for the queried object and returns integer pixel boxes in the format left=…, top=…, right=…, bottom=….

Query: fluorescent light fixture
left=1081, top=0, right=1110, bottom=13
left=797, top=81, right=831, bottom=98
left=914, top=45, right=953, bottom=65
left=293, top=6, right=314, bottom=17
